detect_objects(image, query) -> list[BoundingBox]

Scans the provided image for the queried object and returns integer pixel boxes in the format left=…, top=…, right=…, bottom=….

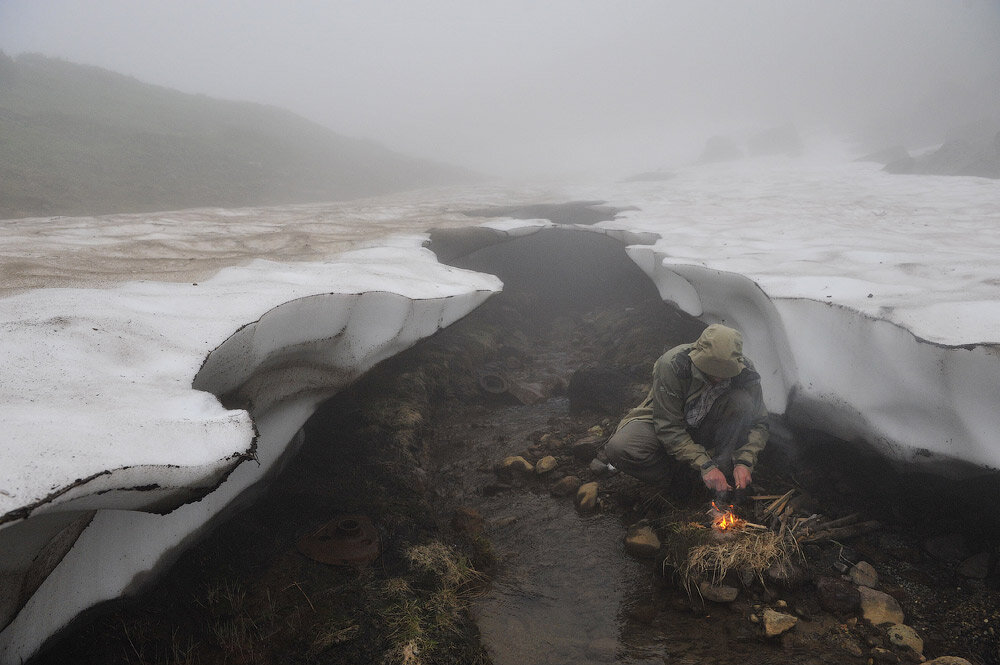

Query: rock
left=500, top=456, right=533, bottom=474
left=575, top=481, right=599, bottom=514
left=534, top=455, right=558, bottom=475
left=850, top=560, right=879, bottom=587
left=923, top=533, right=969, bottom=562
left=815, top=576, right=860, bottom=614
left=871, top=646, right=899, bottom=663
left=569, top=434, right=604, bottom=462
left=551, top=475, right=582, bottom=497
left=886, top=623, right=923, bottom=655
left=699, top=135, right=743, bottom=163
left=698, top=581, right=739, bottom=603
left=958, top=551, right=992, bottom=579
left=625, top=526, right=661, bottom=558
left=766, top=560, right=805, bottom=587
left=925, top=658, right=974, bottom=665
left=762, top=608, right=798, bottom=637
left=449, top=507, right=484, bottom=536
left=858, top=586, right=905, bottom=625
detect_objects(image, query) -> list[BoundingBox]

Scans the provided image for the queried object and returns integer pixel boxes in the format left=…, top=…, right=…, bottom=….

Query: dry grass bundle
left=662, top=522, right=801, bottom=594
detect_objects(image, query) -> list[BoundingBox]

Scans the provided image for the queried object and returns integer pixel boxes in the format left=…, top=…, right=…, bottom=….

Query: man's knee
left=604, top=421, right=658, bottom=466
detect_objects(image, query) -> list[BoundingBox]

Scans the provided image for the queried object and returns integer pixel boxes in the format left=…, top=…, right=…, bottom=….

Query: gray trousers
left=604, top=389, right=755, bottom=486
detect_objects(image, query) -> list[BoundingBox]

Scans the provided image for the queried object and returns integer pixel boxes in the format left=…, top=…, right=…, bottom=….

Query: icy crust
left=0, top=245, right=499, bottom=663
left=626, top=246, right=1000, bottom=471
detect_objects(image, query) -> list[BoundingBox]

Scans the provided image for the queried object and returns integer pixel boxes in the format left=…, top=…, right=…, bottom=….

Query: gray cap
left=689, top=324, right=745, bottom=379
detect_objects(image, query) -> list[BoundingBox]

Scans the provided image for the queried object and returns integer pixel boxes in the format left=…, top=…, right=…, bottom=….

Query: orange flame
left=710, top=501, right=744, bottom=531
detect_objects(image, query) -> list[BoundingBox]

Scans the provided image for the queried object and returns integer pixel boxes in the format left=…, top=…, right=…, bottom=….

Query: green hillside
left=0, top=52, right=478, bottom=219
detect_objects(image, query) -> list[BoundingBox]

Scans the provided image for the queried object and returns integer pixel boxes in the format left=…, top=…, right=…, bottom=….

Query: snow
left=2, top=149, right=999, bottom=660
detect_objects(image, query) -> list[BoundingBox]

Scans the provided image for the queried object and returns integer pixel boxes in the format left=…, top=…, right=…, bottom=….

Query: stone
left=762, top=608, right=798, bottom=637
left=886, top=623, right=923, bottom=655
left=569, top=434, right=604, bottom=462
left=858, top=586, right=905, bottom=625
left=958, top=551, right=992, bottom=579
left=551, top=475, right=582, bottom=497
left=766, top=560, right=805, bottom=587
left=534, top=455, right=558, bottom=474
left=449, top=507, right=484, bottom=536
left=698, top=581, right=739, bottom=603
left=575, top=481, right=599, bottom=514
left=815, top=576, right=860, bottom=614
left=500, top=456, right=533, bottom=473
left=849, top=561, right=879, bottom=587
left=925, top=658, right=974, bottom=665
left=624, top=526, right=661, bottom=558
left=871, top=646, right=899, bottom=663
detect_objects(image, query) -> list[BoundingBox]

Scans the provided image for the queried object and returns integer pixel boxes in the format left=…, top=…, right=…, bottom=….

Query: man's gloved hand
left=733, top=464, right=752, bottom=489
left=702, top=467, right=732, bottom=493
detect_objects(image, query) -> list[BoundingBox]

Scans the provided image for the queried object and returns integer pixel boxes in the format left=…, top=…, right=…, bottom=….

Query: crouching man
left=597, top=324, right=768, bottom=496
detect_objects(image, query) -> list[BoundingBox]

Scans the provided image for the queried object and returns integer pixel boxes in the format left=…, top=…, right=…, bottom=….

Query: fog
left=1, top=0, right=998, bottom=177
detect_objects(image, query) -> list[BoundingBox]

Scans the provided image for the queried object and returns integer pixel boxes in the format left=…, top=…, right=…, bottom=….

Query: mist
left=2, top=0, right=998, bottom=178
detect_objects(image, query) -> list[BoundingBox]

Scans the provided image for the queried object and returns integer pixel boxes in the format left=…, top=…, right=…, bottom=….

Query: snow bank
left=0, top=243, right=499, bottom=663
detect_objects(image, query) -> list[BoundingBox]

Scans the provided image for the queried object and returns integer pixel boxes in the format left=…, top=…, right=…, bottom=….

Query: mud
left=28, top=228, right=1000, bottom=665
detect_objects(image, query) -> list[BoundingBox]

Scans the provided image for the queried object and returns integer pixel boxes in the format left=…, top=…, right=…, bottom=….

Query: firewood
left=799, top=520, right=880, bottom=543
left=763, top=489, right=795, bottom=516
left=815, top=512, right=861, bottom=531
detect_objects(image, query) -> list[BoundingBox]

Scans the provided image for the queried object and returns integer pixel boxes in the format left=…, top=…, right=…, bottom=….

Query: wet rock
left=449, top=507, right=484, bottom=536
left=886, top=623, right=923, bottom=655
left=534, top=455, right=558, bottom=475
left=766, top=560, right=806, bottom=588
left=815, top=576, right=860, bottom=614
left=871, top=646, right=899, bottom=663
left=925, top=658, right=974, bottom=665
left=501, top=455, right=534, bottom=474
left=624, top=526, right=661, bottom=558
left=923, top=533, right=969, bottom=562
left=850, top=560, right=879, bottom=587
left=858, top=586, right=904, bottom=626
left=570, top=434, right=604, bottom=462
left=957, top=551, right=992, bottom=579
left=575, top=481, right=599, bottom=513
left=698, top=581, right=739, bottom=603
left=762, top=608, right=798, bottom=637
left=551, top=475, right=582, bottom=497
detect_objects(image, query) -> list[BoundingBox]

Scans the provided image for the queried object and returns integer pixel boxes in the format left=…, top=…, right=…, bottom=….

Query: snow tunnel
left=9, top=219, right=1000, bottom=664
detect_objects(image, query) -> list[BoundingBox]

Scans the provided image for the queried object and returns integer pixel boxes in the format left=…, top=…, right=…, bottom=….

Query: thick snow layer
left=2, top=150, right=999, bottom=661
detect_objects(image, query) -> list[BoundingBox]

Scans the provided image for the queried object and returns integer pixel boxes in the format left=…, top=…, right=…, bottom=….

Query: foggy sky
left=2, top=0, right=999, bottom=177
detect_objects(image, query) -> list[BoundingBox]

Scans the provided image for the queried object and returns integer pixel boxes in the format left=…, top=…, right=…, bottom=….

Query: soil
left=29, top=228, right=1000, bottom=665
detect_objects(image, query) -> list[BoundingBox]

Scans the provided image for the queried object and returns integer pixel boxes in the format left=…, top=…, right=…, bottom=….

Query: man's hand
left=702, top=467, right=732, bottom=493
left=733, top=464, right=752, bottom=489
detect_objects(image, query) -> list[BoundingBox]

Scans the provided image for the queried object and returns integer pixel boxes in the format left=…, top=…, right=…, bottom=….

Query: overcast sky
left=2, top=1, right=999, bottom=177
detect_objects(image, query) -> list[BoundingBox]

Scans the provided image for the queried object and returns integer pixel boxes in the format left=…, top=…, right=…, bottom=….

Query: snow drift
left=2, top=154, right=999, bottom=662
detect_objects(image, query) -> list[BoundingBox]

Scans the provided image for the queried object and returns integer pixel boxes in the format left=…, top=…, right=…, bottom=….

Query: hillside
left=0, top=53, right=478, bottom=219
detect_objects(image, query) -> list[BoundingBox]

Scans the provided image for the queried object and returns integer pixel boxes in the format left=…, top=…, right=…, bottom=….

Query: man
left=594, top=324, right=768, bottom=496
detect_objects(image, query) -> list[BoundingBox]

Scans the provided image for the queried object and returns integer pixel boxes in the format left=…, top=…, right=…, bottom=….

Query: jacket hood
left=689, top=324, right=745, bottom=379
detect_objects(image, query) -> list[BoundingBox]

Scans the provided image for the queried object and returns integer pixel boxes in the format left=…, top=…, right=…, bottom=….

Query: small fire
left=710, top=501, right=745, bottom=531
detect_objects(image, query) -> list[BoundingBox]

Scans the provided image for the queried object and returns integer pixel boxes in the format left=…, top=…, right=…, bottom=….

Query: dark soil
left=29, top=228, right=1000, bottom=665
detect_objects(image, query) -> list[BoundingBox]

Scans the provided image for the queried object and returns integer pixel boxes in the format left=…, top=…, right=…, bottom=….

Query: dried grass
left=663, top=522, right=801, bottom=594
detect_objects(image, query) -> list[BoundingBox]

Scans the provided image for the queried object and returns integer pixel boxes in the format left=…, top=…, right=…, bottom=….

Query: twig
left=283, top=581, right=316, bottom=612
left=799, top=520, right=881, bottom=543
left=815, top=512, right=861, bottom=531
left=763, top=489, right=795, bottom=516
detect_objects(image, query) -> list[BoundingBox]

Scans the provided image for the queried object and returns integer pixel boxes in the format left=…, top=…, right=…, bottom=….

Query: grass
left=662, top=519, right=802, bottom=595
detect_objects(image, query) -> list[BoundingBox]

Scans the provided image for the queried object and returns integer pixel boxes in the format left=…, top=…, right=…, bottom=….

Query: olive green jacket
left=619, top=343, right=769, bottom=473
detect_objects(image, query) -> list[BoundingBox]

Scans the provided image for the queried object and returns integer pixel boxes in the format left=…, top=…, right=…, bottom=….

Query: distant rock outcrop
left=698, top=135, right=743, bottom=163
left=884, top=131, right=1000, bottom=179
left=856, top=145, right=910, bottom=166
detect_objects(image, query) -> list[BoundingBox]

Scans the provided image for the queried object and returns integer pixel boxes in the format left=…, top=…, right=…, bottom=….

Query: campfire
left=710, top=501, right=745, bottom=531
